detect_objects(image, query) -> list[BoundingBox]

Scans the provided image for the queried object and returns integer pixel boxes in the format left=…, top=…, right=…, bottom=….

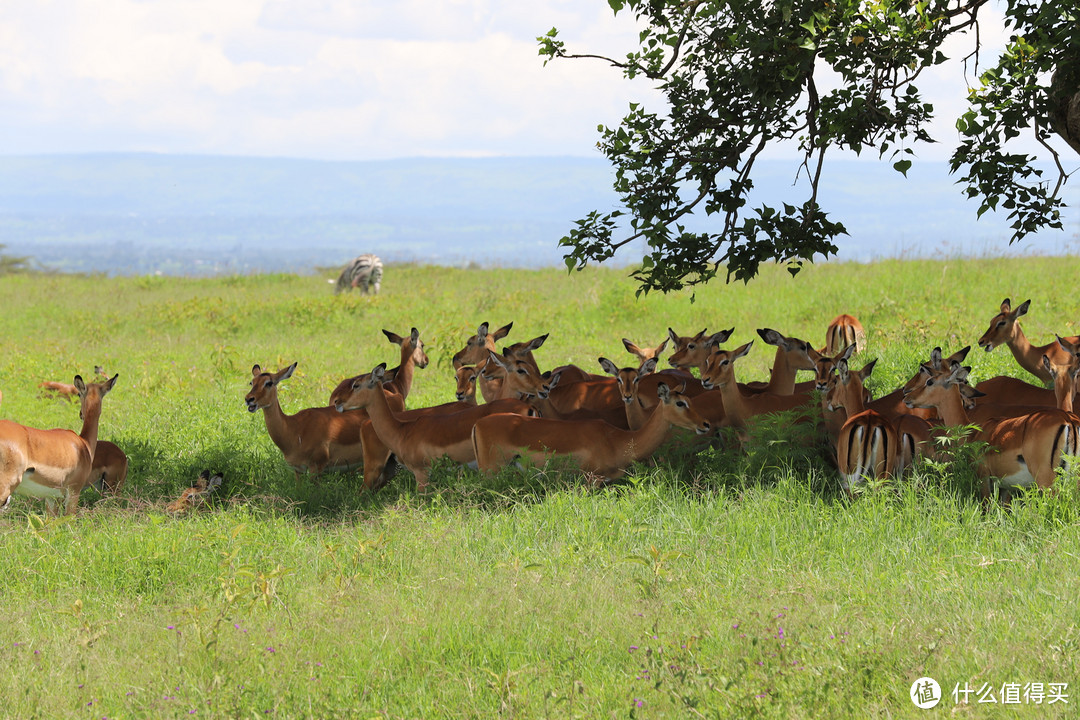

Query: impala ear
left=838, top=343, right=856, bottom=362
left=733, top=340, right=753, bottom=360
left=383, top=329, right=403, bottom=345
left=73, top=375, right=86, bottom=394
left=487, top=350, right=510, bottom=371
left=410, top=327, right=420, bottom=344
left=756, top=328, right=782, bottom=346
left=252, top=364, right=262, bottom=376
left=548, top=370, right=562, bottom=390
left=639, top=357, right=657, bottom=376
left=859, top=359, right=877, bottom=381
left=1014, top=299, right=1031, bottom=318
left=655, top=338, right=668, bottom=355
left=598, top=357, right=620, bottom=377
left=668, top=327, right=679, bottom=344
left=1000, top=298, right=1012, bottom=313
left=524, top=334, right=549, bottom=352
left=278, top=363, right=297, bottom=382
left=656, top=381, right=672, bottom=402
left=836, top=358, right=850, bottom=383
left=102, top=373, right=119, bottom=394
left=708, top=328, right=735, bottom=347
left=371, top=362, right=388, bottom=382
left=1057, top=334, right=1079, bottom=356
left=476, top=322, right=490, bottom=340
left=929, top=346, right=943, bottom=369
left=951, top=345, right=972, bottom=363
left=1042, top=354, right=1054, bottom=375
left=492, top=322, right=513, bottom=340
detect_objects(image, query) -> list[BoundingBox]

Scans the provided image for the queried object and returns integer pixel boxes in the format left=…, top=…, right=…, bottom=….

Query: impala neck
left=362, top=385, right=407, bottom=446
left=625, top=394, right=651, bottom=431
left=622, top=401, right=680, bottom=463
left=259, top=392, right=296, bottom=450
left=393, top=344, right=416, bottom=398
left=79, top=396, right=105, bottom=457
left=1005, top=323, right=1042, bottom=377
left=766, top=346, right=798, bottom=394
left=717, top=372, right=751, bottom=428
left=931, top=385, right=972, bottom=428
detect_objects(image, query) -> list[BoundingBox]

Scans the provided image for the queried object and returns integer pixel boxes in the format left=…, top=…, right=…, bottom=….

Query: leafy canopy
left=539, top=0, right=1079, bottom=293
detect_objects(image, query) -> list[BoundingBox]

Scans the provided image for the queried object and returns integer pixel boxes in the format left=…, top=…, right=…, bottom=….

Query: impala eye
left=996, top=321, right=1006, bottom=328
left=676, top=400, right=688, bottom=408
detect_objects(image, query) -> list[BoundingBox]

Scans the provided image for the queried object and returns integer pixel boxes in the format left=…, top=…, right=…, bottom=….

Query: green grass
left=1, top=258, right=1080, bottom=718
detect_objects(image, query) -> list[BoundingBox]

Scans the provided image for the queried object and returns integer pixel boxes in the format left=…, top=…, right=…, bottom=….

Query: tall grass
left=1, top=259, right=1079, bottom=718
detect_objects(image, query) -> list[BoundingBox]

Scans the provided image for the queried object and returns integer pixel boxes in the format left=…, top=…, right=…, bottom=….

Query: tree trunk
left=1049, top=66, right=1080, bottom=157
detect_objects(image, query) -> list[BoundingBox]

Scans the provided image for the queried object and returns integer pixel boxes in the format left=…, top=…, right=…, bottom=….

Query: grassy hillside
left=1, top=259, right=1079, bottom=718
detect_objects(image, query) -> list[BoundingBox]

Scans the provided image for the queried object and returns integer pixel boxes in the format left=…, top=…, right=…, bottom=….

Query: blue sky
left=0, top=1, right=1067, bottom=165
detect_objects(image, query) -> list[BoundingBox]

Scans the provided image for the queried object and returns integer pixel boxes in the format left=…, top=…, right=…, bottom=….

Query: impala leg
left=64, top=489, right=80, bottom=516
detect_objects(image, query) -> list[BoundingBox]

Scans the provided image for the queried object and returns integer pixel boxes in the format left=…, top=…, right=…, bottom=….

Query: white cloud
left=0, top=1, right=1067, bottom=164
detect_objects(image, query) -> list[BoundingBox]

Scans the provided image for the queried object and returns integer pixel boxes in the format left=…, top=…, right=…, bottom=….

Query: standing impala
left=977, top=298, right=1079, bottom=384
left=337, top=363, right=536, bottom=492
left=471, top=381, right=711, bottom=483
left=0, top=373, right=118, bottom=515
left=904, top=363, right=1080, bottom=504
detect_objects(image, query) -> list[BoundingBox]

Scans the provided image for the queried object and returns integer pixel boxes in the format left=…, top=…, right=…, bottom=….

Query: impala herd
left=3, top=299, right=1080, bottom=517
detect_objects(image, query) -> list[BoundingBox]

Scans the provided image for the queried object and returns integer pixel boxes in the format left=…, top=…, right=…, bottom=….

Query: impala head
left=622, top=337, right=668, bottom=363
left=757, top=327, right=820, bottom=370
left=452, top=321, right=513, bottom=369
left=335, top=363, right=389, bottom=412
left=904, top=363, right=979, bottom=409
left=486, top=350, right=559, bottom=399
left=502, top=333, right=549, bottom=367
left=668, top=327, right=734, bottom=370
left=656, top=382, right=711, bottom=435
left=246, top=362, right=296, bottom=412
left=454, top=365, right=480, bottom=404
left=1043, top=335, right=1080, bottom=411
left=75, top=372, right=118, bottom=420
left=815, top=343, right=856, bottom=391
left=700, top=340, right=753, bottom=390
left=384, top=327, right=429, bottom=369
left=600, top=356, right=657, bottom=405
left=901, top=346, right=971, bottom=396
left=824, top=357, right=876, bottom=412
left=978, top=298, right=1030, bottom=352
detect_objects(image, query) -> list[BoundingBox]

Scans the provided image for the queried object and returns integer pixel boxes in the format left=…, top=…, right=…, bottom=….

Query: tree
left=539, top=0, right=1079, bottom=293
left=0, top=244, right=31, bottom=275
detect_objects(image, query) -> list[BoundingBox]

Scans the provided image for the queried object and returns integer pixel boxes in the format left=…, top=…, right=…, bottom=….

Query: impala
left=166, top=470, right=224, bottom=514
left=39, top=380, right=79, bottom=401
left=452, top=321, right=514, bottom=401
left=743, top=328, right=820, bottom=394
left=471, top=381, right=711, bottom=483
left=90, top=440, right=129, bottom=495
left=904, top=363, right=1080, bottom=503
left=454, top=365, right=480, bottom=405
left=247, top=363, right=384, bottom=485
left=977, top=298, right=1079, bottom=385
left=821, top=314, right=866, bottom=355
left=668, top=328, right=734, bottom=374
left=336, top=363, right=536, bottom=492
left=484, top=351, right=630, bottom=427
left=824, top=357, right=923, bottom=493
left=329, top=327, right=428, bottom=406
left=699, top=341, right=815, bottom=433
left=0, top=373, right=118, bottom=515
left=623, top=337, right=668, bottom=364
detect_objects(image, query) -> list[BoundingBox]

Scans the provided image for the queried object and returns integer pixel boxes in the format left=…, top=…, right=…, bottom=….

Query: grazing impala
left=821, top=314, right=866, bottom=356
left=247, top=363, right=380, bottom=485
left=0, top=373, right=118, bottom=515
left=904, top=363, right=1080, bottom=504
left=977, top=298, right=1080, bottom=384
left=471, top=381, right=711, bottom=483
left=329, top=327, right=429, bottom=406
left=337, top=363, right=536, bottom=492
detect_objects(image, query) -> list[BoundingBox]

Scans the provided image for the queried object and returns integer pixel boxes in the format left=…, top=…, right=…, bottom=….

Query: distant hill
left=0, top=153, right=1076, bottom=275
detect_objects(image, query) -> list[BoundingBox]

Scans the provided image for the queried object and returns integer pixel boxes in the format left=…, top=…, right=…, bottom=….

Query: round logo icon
left=910, top=677, right=942, bottom=709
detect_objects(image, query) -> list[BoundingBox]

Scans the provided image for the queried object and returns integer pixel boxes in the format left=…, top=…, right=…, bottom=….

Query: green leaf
left=893, top=159, right=912, bottom=177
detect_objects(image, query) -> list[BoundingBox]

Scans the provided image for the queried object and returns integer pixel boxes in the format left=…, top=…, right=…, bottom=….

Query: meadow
left=1, top=258, right=1079, bottom=719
